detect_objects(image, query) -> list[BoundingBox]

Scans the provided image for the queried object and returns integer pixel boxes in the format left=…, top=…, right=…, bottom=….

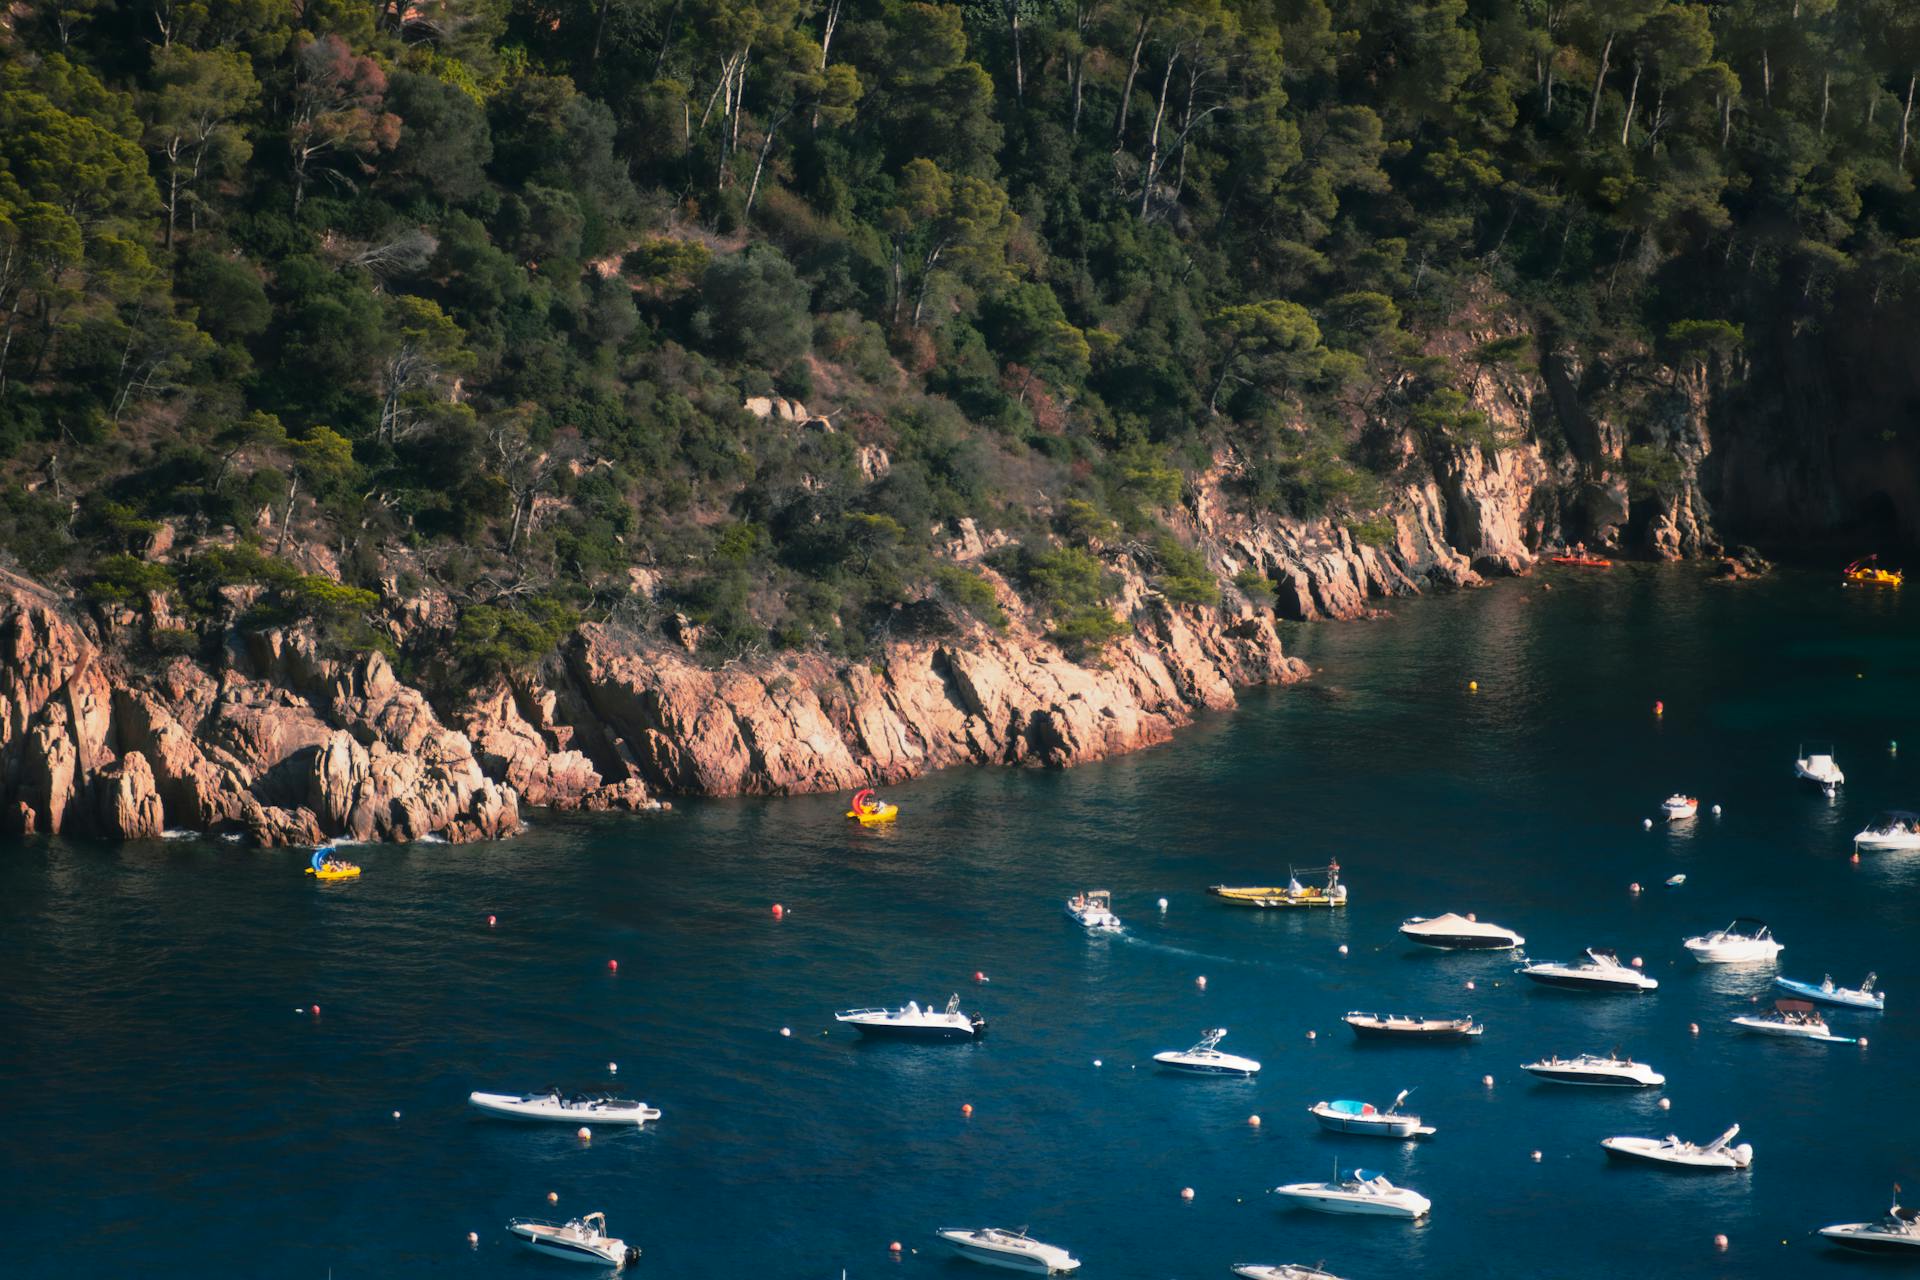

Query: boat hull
left=1310, top=1111, right=1428, bottom=1139
left=1153, top=1055, right=1259, bottom=1076
left=1522, top=1066, right=1662, bottom=1088
left=1210, top=886, right=1346, bottom=909
left=1400, top=932, right=1520, bottom=951
left=1730, top=1017, right=1852, bottom=1043
left=937, top=1233, right=1078, bottom=1274
left=1600, top=1141, right=1747, bottom=1171
left=842, top=1021, right=979, bottom=1042
left=1819, top=1227, right=1920, bottom=1254
left=1345, top=1022, right=1479, bottom=1041
left=1522, top=970, right=1654, bottom=993
left=507, top=1225, right=633, bottom=1267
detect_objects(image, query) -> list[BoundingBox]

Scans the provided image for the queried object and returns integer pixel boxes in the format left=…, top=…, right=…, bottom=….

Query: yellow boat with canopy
left=1844, top=555, right=1903, bottom=587
left=1210, top=862, right=1347, bottom=908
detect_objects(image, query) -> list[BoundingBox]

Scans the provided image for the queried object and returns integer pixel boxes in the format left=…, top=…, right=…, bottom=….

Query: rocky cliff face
left=0, top=319, right=1757, bottom=844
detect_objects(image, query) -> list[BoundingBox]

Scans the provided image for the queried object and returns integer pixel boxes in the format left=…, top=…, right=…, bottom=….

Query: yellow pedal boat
left=846, top=788, right=898, bottom=825
left=1210, top=863, right=1347, bottom=908
left=306, top=864, right=361, bottom=880
left=1844, top=556, right=1903, bottom=587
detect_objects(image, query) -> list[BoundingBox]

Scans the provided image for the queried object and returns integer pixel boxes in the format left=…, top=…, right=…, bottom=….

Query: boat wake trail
left=1118, top=934, right=1276, bottom=969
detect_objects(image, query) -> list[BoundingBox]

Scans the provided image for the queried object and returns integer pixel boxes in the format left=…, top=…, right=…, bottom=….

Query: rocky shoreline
left=0, top=332, right=1733, bottom=847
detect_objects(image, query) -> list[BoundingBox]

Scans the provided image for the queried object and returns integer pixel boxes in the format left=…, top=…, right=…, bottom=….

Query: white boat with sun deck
left=468, top=1089, right=662, bottom=1125
left=1819, top=1198, right=1920, bottom=1255
left=1661, top=794, right=1699, bottom=820
left=1854, top=812, right=1920, bottom=851
left=1064, top=890, right=1122, bottom=932
left=506, top=1213, right=640, bottom=1268
left=1796, top=744, right=1845, bottom=792
left=1521, top=1053, right=1665, bottom=1087
left=1309, top=1090, right=1434, bottom=1138
left=835, top=994, right=985, bottom=1041
left=1520, top=947, right=1658, bottom=992
left=1601, top=1124, right=1752, bottom=1170
left=1683, top=917, right=1782, bottom=964
left=1152, top=1027, right=1261, bottom=1076
left=1232, top=1266, right=1348, bottom=1280
left=1775, top=973, right=1884, bottom=1010
left=1273, top=1167, right=1430, bottom=1218
left=935, top=1227, right=1081, bottom=1273
left=1398, top=912, right=1525, bottom=950
left=1731, top=998, right=1857, bottom=1042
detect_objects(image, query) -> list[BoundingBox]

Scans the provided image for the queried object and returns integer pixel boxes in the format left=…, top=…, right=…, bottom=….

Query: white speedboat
left=1820, top=1200, right=1920, bottom=1254
left=1065, top=890, right=1122, bottom=932
left=469, top=1089, right=662, bottom=1125
left=507, top=1213, right=640, bottom=1268
left=1665, top=874, right=1686, bottom=886
left=1309, top=1090, right=1434, bottom=1139
left=1273, top=1168, right=1430, bottom=1218
left=1854, top=811, right=1920, bottom=851
left=1775, top=973, right=1885, bottom=1010
left=1521, top=1053, right=1664, bottom=1087
left=1398, top=912, right=1524, bottom=950
left=1731, top=998, right=1856, bottom=1042
left=1683, top=917, right=1782, bottom=964
left=1661, top=794, right=1699, bottom=820
left=1153, top=1027, right=1261, bottom=1076
left=1520, top=947, right=1658, bottom=993
left=1601, top=1124, right=1752, bottom=1170
left=936, top=1227, right=1081, bottom=1274
left=835, top=993, right=985, bottom=1041
left=1232, top=1266, right=1348, bottom=1280
left=1795, top=745, right=1845, bottom=791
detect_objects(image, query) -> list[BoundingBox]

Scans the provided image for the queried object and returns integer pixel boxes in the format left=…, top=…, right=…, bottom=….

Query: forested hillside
left=3, top=0, right=1918, bottom=682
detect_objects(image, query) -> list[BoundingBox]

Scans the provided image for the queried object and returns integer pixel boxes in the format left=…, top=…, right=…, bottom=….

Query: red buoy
left=310, top=1004, right=320, bottom=1016
left=973, top=971, right=988, bottom=983
left=771, top=903, right=785, bottom=919
left=1654, top=700, right=1665, bottom=716
left=961, top=1103, right=973, bottom=1117
left=607, top=960, right=618, bottom=973
left=487, top=914, right=497, bottom=927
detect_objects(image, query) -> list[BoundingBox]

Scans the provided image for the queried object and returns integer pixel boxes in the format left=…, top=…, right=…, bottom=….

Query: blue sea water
left=2, top=565, right=1918, bottom=1280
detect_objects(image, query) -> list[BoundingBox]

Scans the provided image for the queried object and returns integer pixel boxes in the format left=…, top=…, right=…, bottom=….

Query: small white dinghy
left=1398, top=912, right=1524, bottom=950
left=1273, top=1168, right=1431, bottom=1218
left=1819, top=1198, right=1920, bottom=1255
left=1661, top=794, right=1699, bottom=820
left=507, top=1213, right=640, bottom=1268
left=1775, top=972, right=1885, bottom=1010
left=1520, top=947, right=1658, bottom=992
left=470, top=1089, right=662, bottom=1125
left=936, top=1227, right=1081, bottom=1274
left=1795, top=744, right=1845, bottom=791
left=1232, top=1266, right=1348, bottom=1280
left=1064, top=890, right=1122, bottom=933
left=1730, top=998, right=1857, bottom=1043
left=1521, top=1053, right=1665, bottom=1088
left=1683, top=917, right=1782, bottom=964
left=1601, top=1124, right=1752, bottom=1170
left=1153, top=1027, right=1260, bottom=1076
left=1308, top=1090, right=1434, bottom=1139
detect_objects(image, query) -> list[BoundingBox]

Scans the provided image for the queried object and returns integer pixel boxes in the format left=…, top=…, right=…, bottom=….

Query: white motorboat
left=1309, top=1090, right=1434, bottom=1139
left=1521, top=1053, right=1665, bottom=1087
left=1273, top=1168, right=1430, bottom=1218
left=1600, top=1124, right=1752, bottom=1170
left=469, top=1089, right=662, bottom=1125
left=1153, top=1027, right=1261, bottom=1076
left=935, top=1227, right=1081, bottom=1274
left=1819, top=1200, right=1920, bottom=1254
left=1854, top=811, right=1920, bottom=851
left=1232, top=1266, right=1348, bottom=1280
left=1398, top=912, right=1525, bottom=950
left=1731, top=998, right=1856, bottom=1043
left=1683, top=917, right=1782, bottom=964
left=1661, top=794, right=1699, bottom=820
left=1665, top=874, right=1686, bottom=886
left=1520, top=947, right=1658, bottom=993
left=1795, top=744, right=1845, bottom=791
left=1065, top=889, right=1122, bottom=932
left=1775, top=973, right=1885, bottom=1010
left=506, top=1213, right=640, bottom=1268
left=835, top=993, right=985, bottom=1041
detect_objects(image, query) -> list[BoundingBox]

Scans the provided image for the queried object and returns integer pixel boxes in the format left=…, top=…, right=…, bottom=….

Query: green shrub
left=1150, top=534, right=1219, bottom=606
left=1233, top=568, right=1276, bottom=605
left=1048, top=604, right=1129, bottom=659
left=85, top=554, right=178, bottom=606
left=1345, top=516, right=1397, bottom=546
left=934, top=563, right=1007, bottom=629
left=449, top=596, right=580, bottom=676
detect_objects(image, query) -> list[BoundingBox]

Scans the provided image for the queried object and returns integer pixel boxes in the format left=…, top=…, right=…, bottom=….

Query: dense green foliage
left=4, top=0, right=1919, bottom=668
